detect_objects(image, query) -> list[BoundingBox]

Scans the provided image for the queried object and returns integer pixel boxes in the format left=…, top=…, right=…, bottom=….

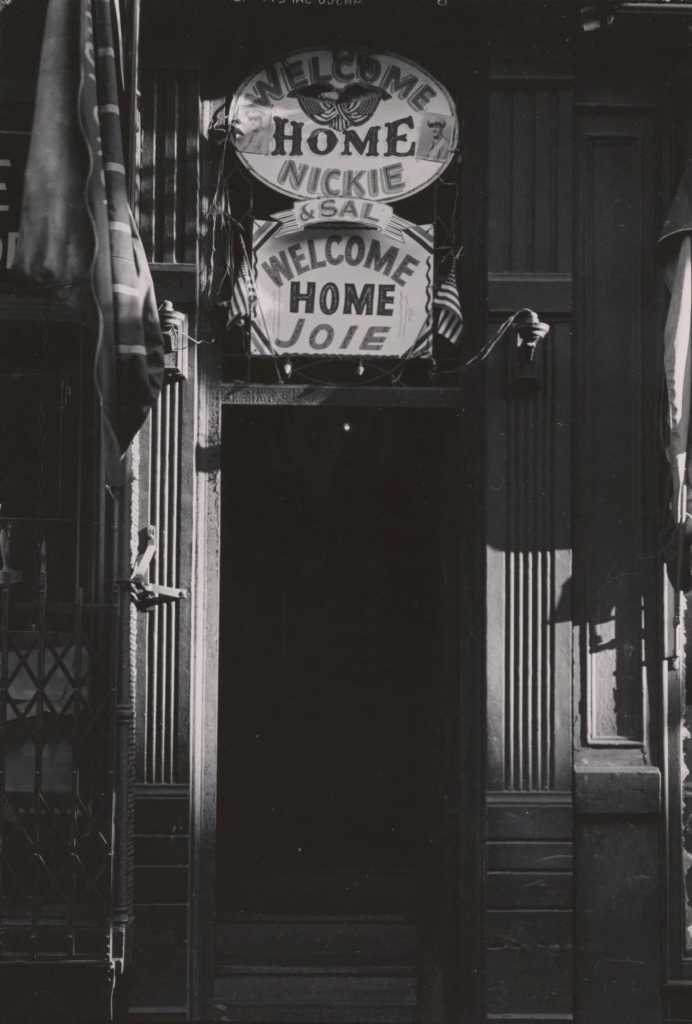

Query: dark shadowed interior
left=217, top=405, right=454, bottom=917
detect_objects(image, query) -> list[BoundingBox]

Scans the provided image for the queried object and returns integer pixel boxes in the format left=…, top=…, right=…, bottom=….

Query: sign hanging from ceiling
left=228, top=49, right=458, bottom=202
left=250, top=217, right=434, bottom=358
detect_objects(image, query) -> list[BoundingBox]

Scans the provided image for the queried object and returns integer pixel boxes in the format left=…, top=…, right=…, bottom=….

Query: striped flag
left=229, top=247, right=273, bottom=355
left=660, top=163, right=692, bottom=525
left=15, top=0, right=164, bottom=481
left=659, top=160, right=692, bottom=592
left=434, top=265, right=464, bottom=344
left=229, top=252, right=255, bottom=323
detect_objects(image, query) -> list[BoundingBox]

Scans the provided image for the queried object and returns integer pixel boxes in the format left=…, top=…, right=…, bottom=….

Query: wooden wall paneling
left=139, top=66, right=199, bottom=304
left=485, top=795, right=574, bottom=1020
left=485, top=911, right=574, bottom=1019
left=667, top=982, right=692, bottom=1023
left=487, top=87, right=512, bottom=274
left=150, top=382, right=178, bottom=783
left=163, top=71, right=179, bottom=265
left=486, top=81, right=574, bottom=794
left=509, top=90, right=534, bottom=271
left=573, top=49, right=665, bottom=1023
left=176, top=358, right=197, bottom=785
left=188, top=341, right=223, bottom=1021
left=488, top=85, right=573, bottom=276
left=575, top=108, right=655, bottom=748
left=132, top=55, right=200, bottom=1017
left=489, top=319, right=572, bottom=792
left=136, top=61, right=200, bottom=782
left=130, top=786, right=191, bottom=1016
left=139, top=67, right=158, bottom=262
left=134, top=373, right=190, bottom=787
left=131, top=360, right=196, bottom=1013
left=485, top=68, right=575, bottom=1022
left=180, top=79, right=200, bottom=267
left=575, top=816, right=661, bottom=1024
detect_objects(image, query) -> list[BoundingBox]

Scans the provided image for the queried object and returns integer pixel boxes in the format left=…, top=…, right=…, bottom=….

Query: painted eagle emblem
left=288, top=82, right=391, bottom=133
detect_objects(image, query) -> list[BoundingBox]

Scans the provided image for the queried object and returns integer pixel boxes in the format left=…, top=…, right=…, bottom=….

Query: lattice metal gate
left=0, top=324, right=122, bottom=1021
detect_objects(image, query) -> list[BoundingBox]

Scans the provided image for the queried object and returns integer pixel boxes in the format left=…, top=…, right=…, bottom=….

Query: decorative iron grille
left=0, top=589, right=111, bottom=958
left=0, top=327, right=112, bottom=964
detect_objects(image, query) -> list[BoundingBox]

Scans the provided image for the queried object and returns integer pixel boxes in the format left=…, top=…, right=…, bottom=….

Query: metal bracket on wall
left=119, top=525, right=187, bottom=612
left=510, top=309, right=551, bottom=395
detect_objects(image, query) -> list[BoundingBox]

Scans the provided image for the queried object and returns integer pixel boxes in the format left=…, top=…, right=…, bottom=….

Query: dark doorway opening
left=216, top=403, right=461, bottom=1021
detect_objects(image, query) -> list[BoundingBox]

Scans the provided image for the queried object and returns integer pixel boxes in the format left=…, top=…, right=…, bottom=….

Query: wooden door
left=214, top=402, right=464, bottom=1023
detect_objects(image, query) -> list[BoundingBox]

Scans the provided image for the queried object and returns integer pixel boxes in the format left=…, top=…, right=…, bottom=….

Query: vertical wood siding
left=574, top=107, right=657, bottom=749
left=131, top=376, right=193, bottom=1016
left=485, top=72, right=575, bottom=1022
left=131, top=62, right=200, bottom=1018
left=571, top=63, right=665, bottom=1024
left=486, top=81, right=574, bottom=795
left=143, top=380, right=184, bottom=784
left=139, top=67, right=199, bottom=266
left=136, top=58, right=199, bottom=781
left=488, top=87, right=572, bottom=276
left=484, top=49, right=666, bottom=1022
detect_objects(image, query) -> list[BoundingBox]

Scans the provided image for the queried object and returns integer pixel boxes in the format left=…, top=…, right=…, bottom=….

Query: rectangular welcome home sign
left=250, top=210, right=434, bottom=358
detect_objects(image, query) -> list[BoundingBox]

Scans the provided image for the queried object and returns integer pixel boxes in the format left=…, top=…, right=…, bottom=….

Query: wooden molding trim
left=487, top=273, right=573, bottom=317
left=574, top=765, right=661, bottom=815
left=151, top=264, right=197, bottom=307
left=134, top=783, right=190, bottom=800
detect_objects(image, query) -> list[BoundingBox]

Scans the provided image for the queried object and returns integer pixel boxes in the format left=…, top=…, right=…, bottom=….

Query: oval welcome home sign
left=228, top=49, right=458, bottom=202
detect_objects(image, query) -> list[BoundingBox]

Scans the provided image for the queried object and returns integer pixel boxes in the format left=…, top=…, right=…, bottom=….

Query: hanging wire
left=430, top=311, right=526, bottom=377
left=205, top=101, right=235, bottom=307
left=219, top=312, right=532, bottom=388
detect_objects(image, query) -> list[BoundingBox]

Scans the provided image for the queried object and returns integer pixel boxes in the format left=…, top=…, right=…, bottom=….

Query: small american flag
left=434, top=266, right=464, bottom=344
left=229, top=252, right=255, bottom=323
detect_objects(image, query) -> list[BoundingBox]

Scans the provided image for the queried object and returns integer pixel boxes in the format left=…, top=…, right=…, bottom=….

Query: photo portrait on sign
left=233, top=105, right=273, bottom=155
left=416, top=114, right=453, bottom=162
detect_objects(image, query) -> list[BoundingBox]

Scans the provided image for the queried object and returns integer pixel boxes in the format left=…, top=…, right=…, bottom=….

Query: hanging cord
left=205, top=100, right=245, bottom=307
left=219, top=307, right=551, bottom=386
left=205, top=131, right=232, bottom=304
left=434, top=307, right=551, bottom=376
left=262, top=309, right=550, bottom=387
left=433, top=240, right=549, bottom=377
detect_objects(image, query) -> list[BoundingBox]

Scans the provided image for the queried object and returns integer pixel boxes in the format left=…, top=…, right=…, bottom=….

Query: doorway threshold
left=214, top=915, right=416, bottom=1024
left=212, top=972, right=416, bottom=1024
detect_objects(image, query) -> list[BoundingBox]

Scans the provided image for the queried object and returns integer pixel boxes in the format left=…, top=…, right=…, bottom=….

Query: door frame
left=188, top=375, right=485, bottom=1022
